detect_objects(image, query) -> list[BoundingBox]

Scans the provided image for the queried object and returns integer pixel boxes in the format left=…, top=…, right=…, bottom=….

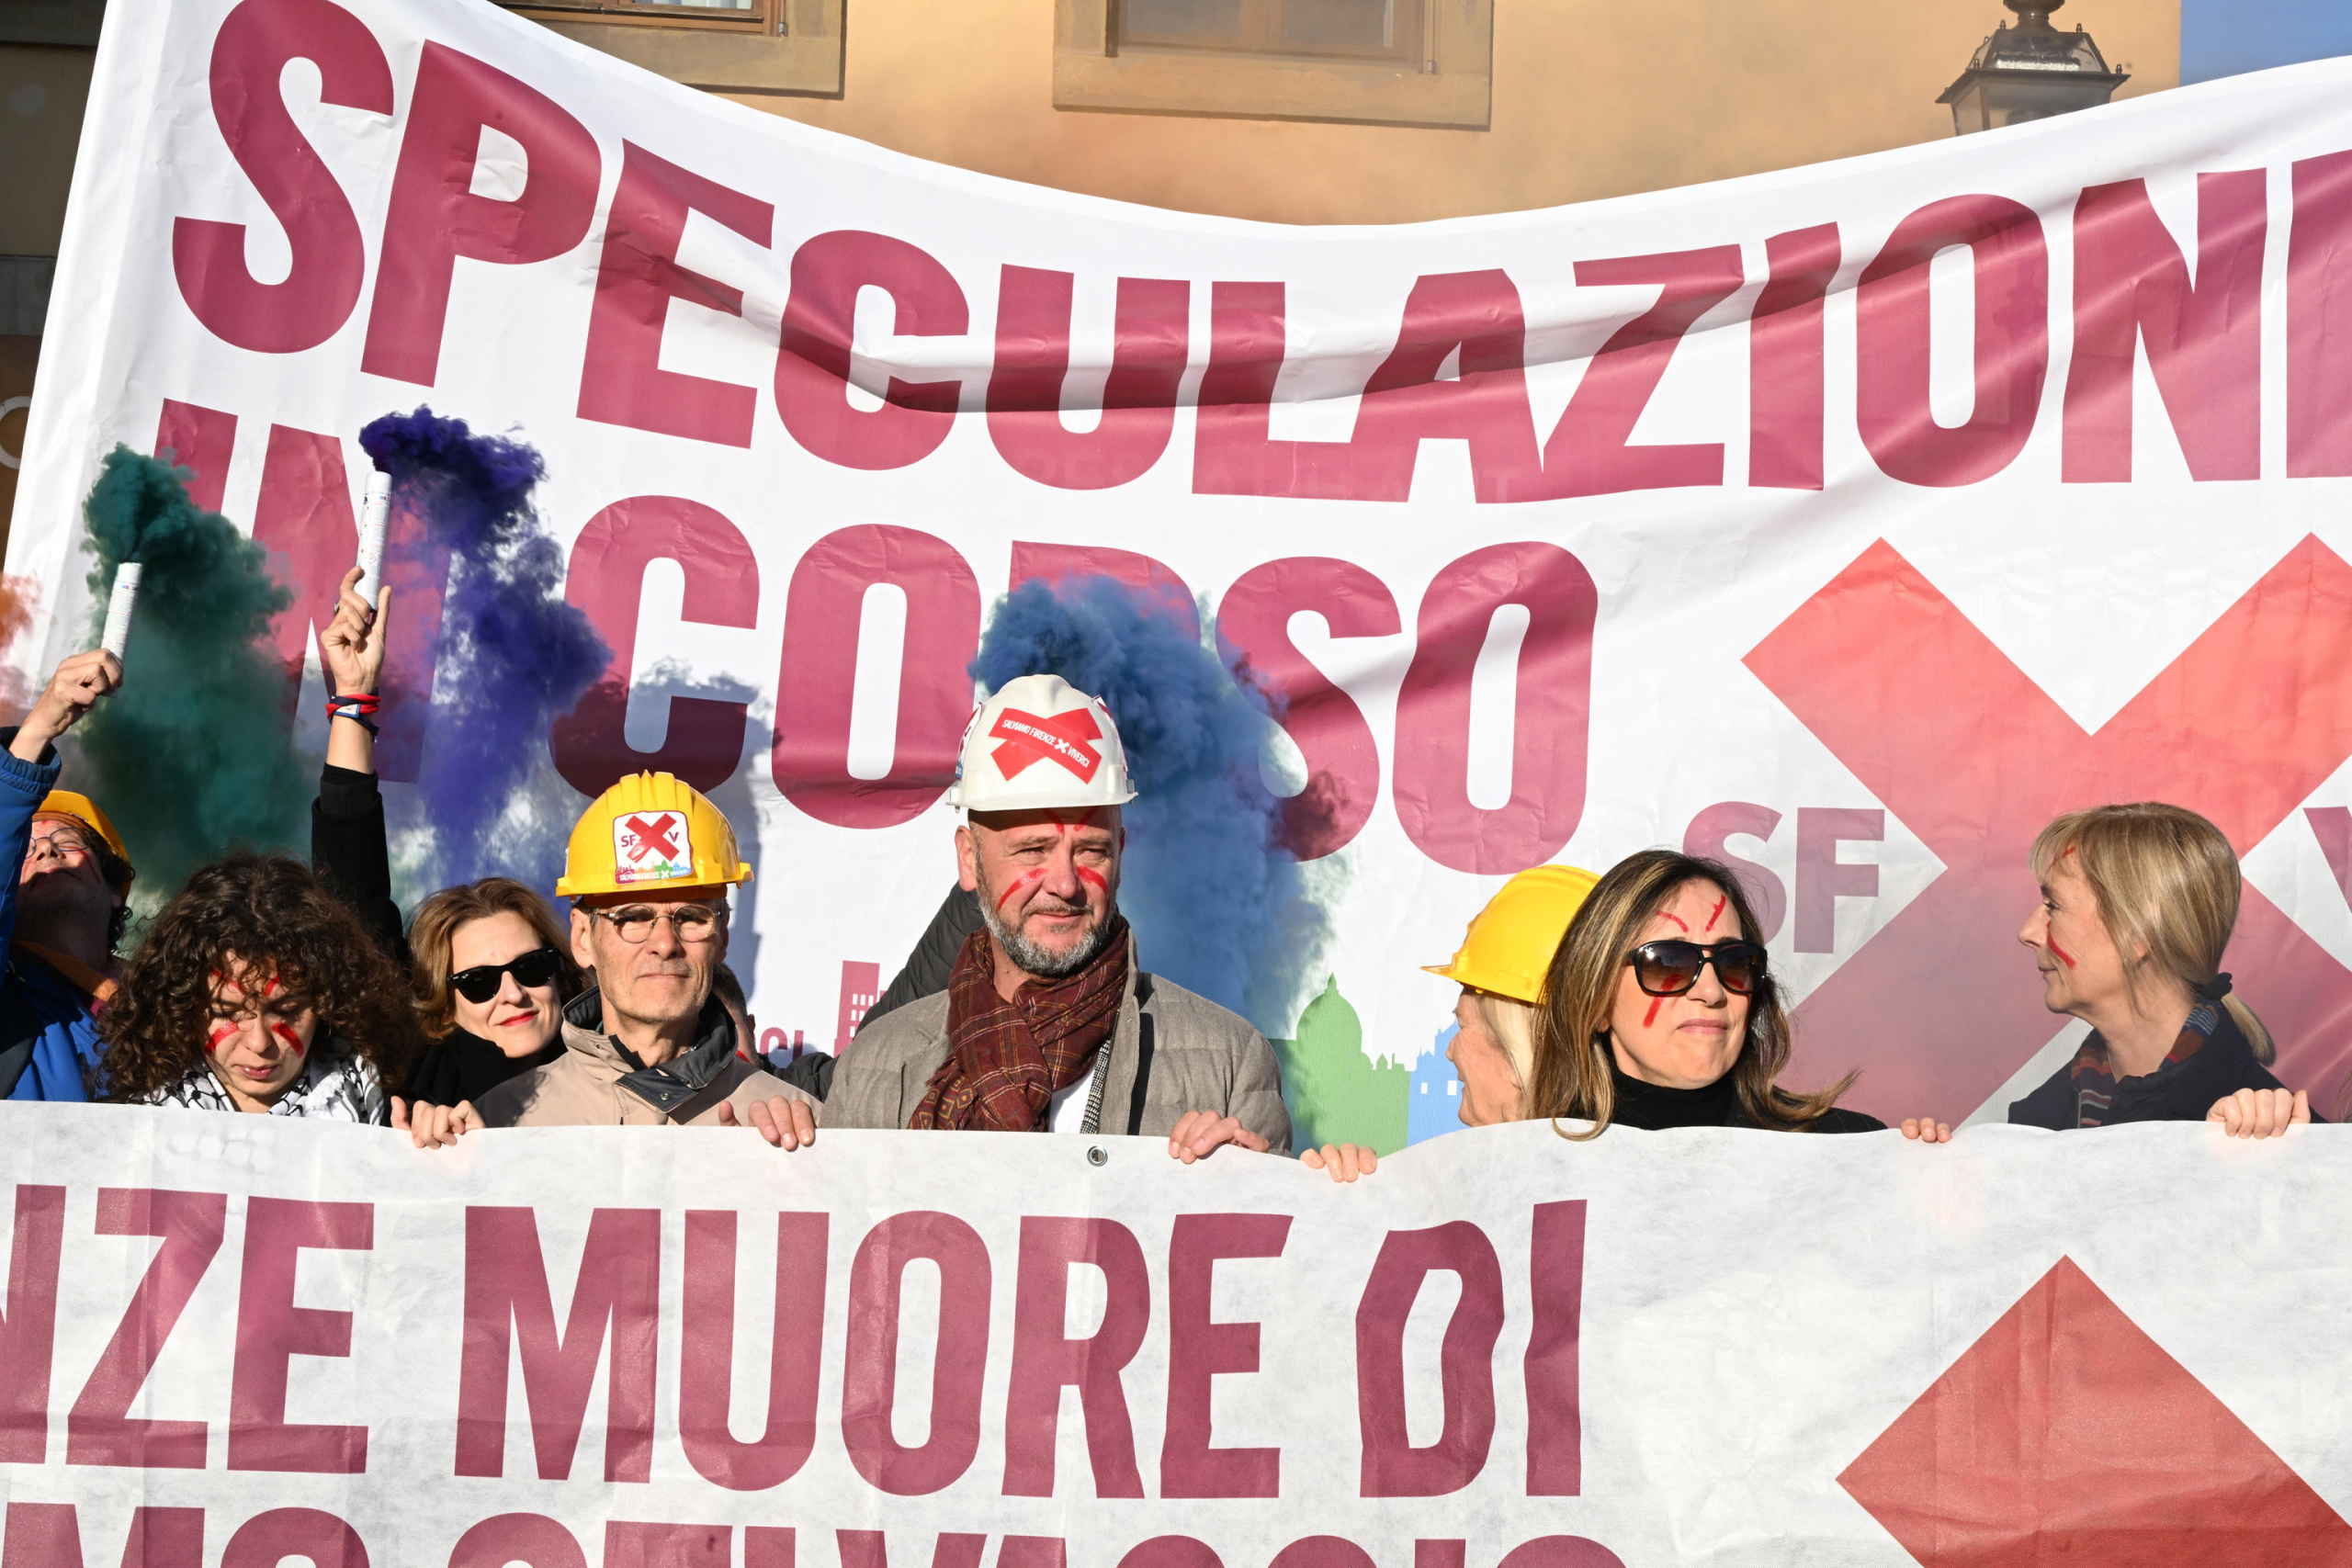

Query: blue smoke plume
left=974, top=575, right=1329, bottom=1032
left=76, top=446, right=308, bottom=894
left=359, top=409, right=607, bottom=894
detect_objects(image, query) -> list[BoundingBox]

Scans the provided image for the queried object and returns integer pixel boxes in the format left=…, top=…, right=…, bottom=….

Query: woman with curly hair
left=100, top=852, right=412, bottom=1120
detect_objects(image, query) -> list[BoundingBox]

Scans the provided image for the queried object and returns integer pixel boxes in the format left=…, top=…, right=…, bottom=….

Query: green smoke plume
left=73, top=446, right=307, bottom=897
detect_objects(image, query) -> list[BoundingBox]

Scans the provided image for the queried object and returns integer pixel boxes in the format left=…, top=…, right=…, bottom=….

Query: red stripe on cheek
left=2048, top=938, right=2076, bottom=970
left=1077, top=866, right=1108, bottom=893
left=996, top=869, right=1044, bottom=911
left=1642, top=996, right=1664, bottom=1027
left=205, top=1022, right=236, bottom=1055
left=270, top=1021, right=307, bottom=1055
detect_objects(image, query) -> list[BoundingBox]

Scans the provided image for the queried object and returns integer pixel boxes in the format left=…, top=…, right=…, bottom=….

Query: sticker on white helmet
left=988, top=707, right=1102, bottom=783
left=613, top=808, right=694, bottom=885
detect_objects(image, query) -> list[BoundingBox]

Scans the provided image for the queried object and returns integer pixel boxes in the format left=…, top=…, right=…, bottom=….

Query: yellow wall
left=729, top=0, right=2182, bottom=225
left=2, top=45, right=94, bottom=254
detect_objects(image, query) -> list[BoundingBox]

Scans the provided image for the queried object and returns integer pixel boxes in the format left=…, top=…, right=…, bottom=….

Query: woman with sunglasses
left=308, top=566, right=583, bottom=1146
left=1529, top=849, right=1882, bottom=1134
left=399, top=880, right=581, bottom=1110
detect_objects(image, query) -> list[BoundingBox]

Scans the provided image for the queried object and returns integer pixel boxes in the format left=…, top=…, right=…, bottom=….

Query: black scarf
left=402, top=1027, right=563, bottom=1108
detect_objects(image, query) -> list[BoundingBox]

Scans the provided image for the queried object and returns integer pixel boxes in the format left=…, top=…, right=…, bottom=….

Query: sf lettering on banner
left=3, top=1110, right=2350, bottom=1563
left=20, top=0, right=2352, bottom=1126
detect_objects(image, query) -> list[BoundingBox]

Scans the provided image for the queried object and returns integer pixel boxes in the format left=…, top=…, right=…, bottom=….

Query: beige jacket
left=821, top=953, right=1292, bottom=1152
left=476, top=991, right=815, bottom=1128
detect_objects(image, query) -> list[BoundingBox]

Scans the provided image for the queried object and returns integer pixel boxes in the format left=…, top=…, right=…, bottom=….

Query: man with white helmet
left=823, top=674, right=1291, bottom=1157
left=469, top=772, right=816, bottom=1140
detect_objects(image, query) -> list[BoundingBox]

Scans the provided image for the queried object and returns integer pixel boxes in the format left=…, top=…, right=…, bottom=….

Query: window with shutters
left=1056, top=0, right=1491, bottom=129
left=496, top=0, right=843, bottom=96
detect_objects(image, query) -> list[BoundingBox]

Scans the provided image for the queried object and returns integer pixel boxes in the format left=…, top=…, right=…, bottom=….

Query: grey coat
left=822, top=953, right=1292, bottom=1152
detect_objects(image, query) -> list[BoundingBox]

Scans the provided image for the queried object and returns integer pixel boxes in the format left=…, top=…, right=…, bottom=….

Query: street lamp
left=1939, top=0, right=2129, bottom=135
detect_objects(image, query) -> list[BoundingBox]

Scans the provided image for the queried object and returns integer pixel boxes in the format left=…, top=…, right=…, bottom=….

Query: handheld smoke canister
left=356, top=470, right=390, bottom=601
left=98, top=562, right=141, bottom=660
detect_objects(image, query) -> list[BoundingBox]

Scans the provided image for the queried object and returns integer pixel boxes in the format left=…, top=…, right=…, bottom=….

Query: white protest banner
left=16, top=0, right=2352, bottom=1130
left=1, top=1107, right=2347, bottom=1562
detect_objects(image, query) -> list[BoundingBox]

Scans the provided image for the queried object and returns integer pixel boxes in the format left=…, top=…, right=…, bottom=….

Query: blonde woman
left=1529, top=850, right=1881, bottom=1134
left=1424, top=864, right=1600, bottom=1126
left=2007, top=803, right=2311, bottom=1137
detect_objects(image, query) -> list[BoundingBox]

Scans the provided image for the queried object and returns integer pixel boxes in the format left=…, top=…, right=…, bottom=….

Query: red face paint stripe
left=996, top=869, right=1045, bottom=911
left=205, top=1021, right=237, bottom=1055
left=1077, top=866, right=1109, bottom=892
left=2048, top=938, right=2077, bottom=970
left=1641, top=996, right=1664, bottom=1027
left=268, top=1021, right=307, bottom=1055
left=1659, top=912, right=1689, bottom=931
left=1705, top=896, right=1725, bottom=932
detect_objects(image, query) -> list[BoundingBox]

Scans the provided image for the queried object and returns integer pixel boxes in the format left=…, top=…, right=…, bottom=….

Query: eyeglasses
left=449, top=947, right=563, bottom=1004
left=590, top=906, right=725, bottom=945
left=24, top=828, right=94, bottom=863
left=1626, top=940, right=1768, bottom=998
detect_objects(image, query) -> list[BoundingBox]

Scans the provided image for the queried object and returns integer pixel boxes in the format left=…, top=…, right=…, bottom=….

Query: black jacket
left=311, top=764, right=410, bottom=968
left=1610, top=1063, right=1885, bottom=1133
left=864, top=884, right=981, bottom=1031
left=402, top=1028, right=563, bottom=1108
left=2007, top=1006, right=2310, bottom=1129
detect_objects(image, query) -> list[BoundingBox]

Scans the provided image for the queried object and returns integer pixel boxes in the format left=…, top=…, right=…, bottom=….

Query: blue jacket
left=0, top=737, right=107, bottom=1101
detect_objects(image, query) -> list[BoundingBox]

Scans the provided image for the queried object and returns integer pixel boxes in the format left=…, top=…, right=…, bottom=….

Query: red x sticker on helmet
left=613, top=808, right=694, bottom=885
left=989, top=707, right=1102, bottom=784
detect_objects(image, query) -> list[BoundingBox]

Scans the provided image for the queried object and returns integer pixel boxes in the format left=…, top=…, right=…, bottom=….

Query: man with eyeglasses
left=469, top=773, right=817, bottom=1142
left=0, top=650, right=135, bottom=1100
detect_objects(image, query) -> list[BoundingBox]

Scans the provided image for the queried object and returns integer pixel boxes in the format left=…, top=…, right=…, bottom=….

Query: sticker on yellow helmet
left=613, top=808, right=695, bottom=886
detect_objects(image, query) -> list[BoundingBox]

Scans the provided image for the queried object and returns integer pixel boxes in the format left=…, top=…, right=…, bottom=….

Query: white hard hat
left=948, top=673, right=1138, bottom=812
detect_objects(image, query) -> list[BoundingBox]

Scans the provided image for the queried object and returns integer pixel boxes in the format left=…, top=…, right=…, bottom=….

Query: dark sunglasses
left=1626, top=940, right=1768, bottom=998
left=450, top=947, right=563, bottom=1004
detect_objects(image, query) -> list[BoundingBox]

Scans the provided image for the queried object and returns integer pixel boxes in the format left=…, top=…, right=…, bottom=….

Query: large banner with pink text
left=1, top=1107, right=2348, bottom=1562
left=17, top=0, right=2352, bottom=1132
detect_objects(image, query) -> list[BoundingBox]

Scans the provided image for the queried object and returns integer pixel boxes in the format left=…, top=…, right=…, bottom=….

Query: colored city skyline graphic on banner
left=792, top=961, right=1459, bottom=1152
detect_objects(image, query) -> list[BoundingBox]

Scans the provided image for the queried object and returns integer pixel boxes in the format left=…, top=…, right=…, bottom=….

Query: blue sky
left=2180, top=0, right=2352, bottom=84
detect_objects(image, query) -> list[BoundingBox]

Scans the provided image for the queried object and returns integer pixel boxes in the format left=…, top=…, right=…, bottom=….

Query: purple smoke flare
left=359, top=408, right=607, bottom=893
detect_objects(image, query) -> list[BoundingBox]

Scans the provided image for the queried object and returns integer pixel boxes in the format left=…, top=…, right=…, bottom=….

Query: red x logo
left=989, top=707, right=1103, bottom=784
left=1842, top=1258, right=2352, bottom=1561
left=1746, top=536, right=2352, bottom=1122
left=624, top=813, right=681, bottom=862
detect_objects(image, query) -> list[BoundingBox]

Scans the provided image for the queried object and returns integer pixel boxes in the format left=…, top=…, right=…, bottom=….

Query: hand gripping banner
left=1, top=1108, right=2347, bottom=1562
left=18, top=0, right=2352, bottom=1128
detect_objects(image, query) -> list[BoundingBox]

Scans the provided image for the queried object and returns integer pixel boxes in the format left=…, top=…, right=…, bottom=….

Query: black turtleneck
left=1607, top=1061, right=1884, bottom=1133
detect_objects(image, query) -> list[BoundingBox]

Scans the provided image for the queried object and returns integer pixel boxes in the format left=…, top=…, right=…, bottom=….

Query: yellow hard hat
left=35, top=790, right=133, bottom=891
left=555, top=772, right=752, bottom=899
left=1423, top=864, right=1601, bottom=1005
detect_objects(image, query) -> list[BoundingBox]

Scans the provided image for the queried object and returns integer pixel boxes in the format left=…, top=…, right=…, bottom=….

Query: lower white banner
left=1, top=1107, right=2347, bottom=1565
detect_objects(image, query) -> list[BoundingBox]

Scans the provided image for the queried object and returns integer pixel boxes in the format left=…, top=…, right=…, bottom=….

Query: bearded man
left=824, top=674, right=1291, bottom=1158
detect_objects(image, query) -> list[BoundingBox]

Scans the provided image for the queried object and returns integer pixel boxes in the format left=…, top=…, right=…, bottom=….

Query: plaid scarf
left=910, top=920, right=1131, bottom=1132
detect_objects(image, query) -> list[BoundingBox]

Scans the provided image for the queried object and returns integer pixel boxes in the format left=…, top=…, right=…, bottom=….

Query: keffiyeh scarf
left=140, top=1044, right=388, bottom=1123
